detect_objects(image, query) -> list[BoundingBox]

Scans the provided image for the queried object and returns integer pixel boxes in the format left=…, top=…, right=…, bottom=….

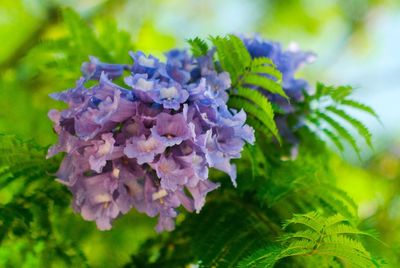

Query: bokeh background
left=0, top=0, right=399, bottom=267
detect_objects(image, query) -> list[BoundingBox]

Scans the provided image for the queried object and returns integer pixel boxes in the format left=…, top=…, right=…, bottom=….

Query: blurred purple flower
left=81, top=56, right=125, bottom=80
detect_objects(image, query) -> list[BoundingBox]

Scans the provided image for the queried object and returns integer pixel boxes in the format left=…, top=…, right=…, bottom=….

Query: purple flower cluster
left=48, top=49, right=254, bottom=232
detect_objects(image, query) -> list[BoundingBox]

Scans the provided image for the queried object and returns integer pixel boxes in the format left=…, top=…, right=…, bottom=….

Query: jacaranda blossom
left=48, top=47, right=254, bottom=232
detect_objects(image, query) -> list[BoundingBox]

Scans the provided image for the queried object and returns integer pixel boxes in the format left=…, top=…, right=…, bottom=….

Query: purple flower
left=48, top=44, right=255, bottom=232
left=124, top=73, right=156, bottom=103
left=151, top=112, right=192, bottom=147
left=204, top=72, right=231, bottom=102
left=218, top=106, right=255, bottom=145
left=161, top=49, right=193, bottom=84
left=51, top=74, right=136, bottom=141
left=72, top=172, right=121, bottom=230
left=81, top=56, right=125, bottom=80
left=113, top=160, right=146, bottom=213
left=187, top=78, right=207, bottom=101
left=124, top=134, right=165, bottom=164
left=151, top=154, right=193, bottom=191
left=54, top=152, right=89, bottom=186
left=129, top=51, right=159, bottom=76
left=173, top=144, right=209, bottom=187
left=205, top=149, right=237, bottom=186
left=85, top=133, right=123, bottom=173
left=188, top=180, right=220, bottom=212
left=150, top=82, right=189, bottom=110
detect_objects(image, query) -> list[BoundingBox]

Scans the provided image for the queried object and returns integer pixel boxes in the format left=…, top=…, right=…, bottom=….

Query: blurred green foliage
left=0, top=0, right=399, bottom=267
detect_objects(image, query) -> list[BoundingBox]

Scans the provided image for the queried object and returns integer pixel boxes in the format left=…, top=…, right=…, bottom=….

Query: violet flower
left=48, top=44, right=254, bottom=232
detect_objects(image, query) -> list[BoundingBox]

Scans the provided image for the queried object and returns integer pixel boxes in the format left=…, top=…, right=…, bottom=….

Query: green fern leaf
left=62, top=8, right=111, bottom=61
left=242, top=74, right=287, bottom=98
left=322, top=128, right=345, bottom=152
left=251, top=63, right=282, bottom=81
left=237, top=245, right=282, bottom=268
left=240, top=212, right=379, bottom=268
left=228, top=95, right=280, bottom=142
left=283, top=211, right=323, bottom=232
left=210, top=35, right=251, bottom=83
left=330, top=85, right=353, bottom=101
left=0, top=134, right=58, bottom=189
left=314, top=111, right=360, bottom=157
left=187, top=37, right=209, bottom=57
left=340, top=99, right=380, bottom=119
left=308, top=82, right=379, bottom=156
left=210, top=34, right=290, bottom=141
left=326, top=106, right=373, bottom=148
left=227, top=34, right=252, bottom=68
left=230, top=87, right=280, bottom=140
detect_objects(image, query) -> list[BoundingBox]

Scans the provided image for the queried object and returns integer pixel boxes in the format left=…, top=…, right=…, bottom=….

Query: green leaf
left=326, top=106, right=373, bottom=148
left=0, top=134, right=58, bottom=189
left=242, top=73, right=287, bottom=98
left=187, top=37, right=209, bottom=57
left=128, top=199, right=279, bottom=268
left=330, top=85, right=353, bottom=101
left=251, top=63, right=282, bottom=81
left=237, top=245, right=282, bottom=268
left=322, top=128, right=345, bottom=152
left=307, top=82, right=379, bottom=157
left=230, top=87, right=280, bottom=141
left=340, top=99, right=380, bottom=120
left=210, top=35, right=251, bottom=83
left=0, top=134, right=86, bottom=266
left=210, top=34, right=289, bottom=142
left=239, top=212, right=380, bottom=268
left=62, top=8, right=111, bottom=61
left=314, top=111, right=360, bottom=158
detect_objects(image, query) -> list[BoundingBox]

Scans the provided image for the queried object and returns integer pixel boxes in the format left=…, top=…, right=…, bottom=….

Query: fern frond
left=237, top=245, right=282, bottom=268
left=322, top=128, right=345, bottom=152
left=315, top=83, right=352, bottom=100
left=340, top=99, right=380, bottom=119
left=229, top=87, right=280, bottom=141
left=0, top=135, right=87, bottom=266
left=314, top=111, right=360, bottom=157
left=210, top=35, right=251, bottom=84
left=242, top=74, right=286, bottom=98
left=0, top=134, right=57, bottom=189
left=251, top=57, right=274, bottom=69
left=187, top=37, right=209, bottom=57
left=210, top=34, right=284, bottom=96
left=283, top=211, right=323, bottom=232
left=330, top=85, right=353, bottom=101
left=62, top=8, right=111, bottom=61
left=308, top=82, right=379, bottom=156
left=240, top=212, right=379, bottom=268
left=311, top=189, right=358, bottom=221
left=280, top=229, right=320, bottom=242
left=317, top=236, right=374, bottom=268
left=251, top=62, right=282, bottom=81
left=229, top=97, right=280, bottom=142
left=210, top=35, right=289, bottom=140
left=228, top=34, right=252, bottom=69
left=326, top=106, right=372, bottom=148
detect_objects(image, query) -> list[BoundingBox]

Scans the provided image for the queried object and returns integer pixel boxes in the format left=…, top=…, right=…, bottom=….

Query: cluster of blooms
left=48, top=48, right=255, bottom=231
left=242, top=35, right=315, bottom=157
